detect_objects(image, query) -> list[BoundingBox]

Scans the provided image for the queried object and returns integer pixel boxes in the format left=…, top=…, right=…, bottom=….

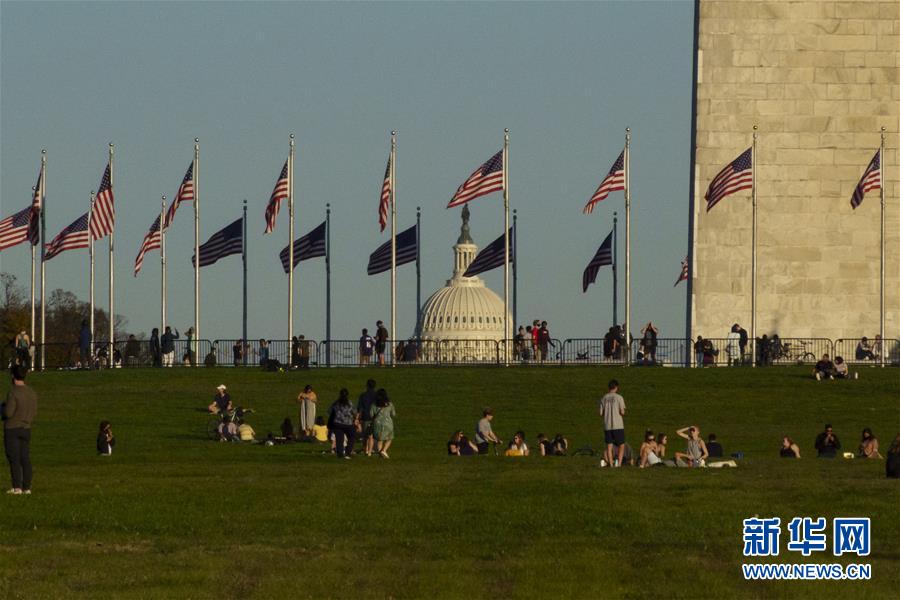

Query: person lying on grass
left=674, top=426, right=708, bottom=467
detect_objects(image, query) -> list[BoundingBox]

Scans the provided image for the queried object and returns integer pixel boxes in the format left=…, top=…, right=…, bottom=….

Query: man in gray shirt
left=4, top=365, right=37, bottom=494
left=475, top=408, right=501, bottom=455
left=599, top=379, right=627, bottom=467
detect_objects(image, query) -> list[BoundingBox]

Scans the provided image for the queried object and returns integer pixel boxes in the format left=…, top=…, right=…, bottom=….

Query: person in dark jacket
left=79, top=320, right=92, bottom=369
left=149, top=328, right=161, bottom=367
left=814, top=424, right=841, bottom=458
left=4, top=365, right=37, bottom=494
left=328, top=389, right=358, bottom=459
left=97, top=421, right=115, bottom=455
left=160, top=326, right=179, bottom=367
left=886, top=435, right=900, bottom=479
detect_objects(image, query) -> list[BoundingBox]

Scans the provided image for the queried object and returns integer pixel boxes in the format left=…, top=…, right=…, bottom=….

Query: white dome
left=420, top=275, right=508, bottom=339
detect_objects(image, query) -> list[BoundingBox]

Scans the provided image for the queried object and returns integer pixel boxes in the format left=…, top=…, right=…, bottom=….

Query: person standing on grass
left=298, top=335, right=310, bottom=369
left=328, top=389, right=357, bottom=459
left=475, top=408, right=501, bottom=454
left=814, top=424, right=841, bottom=458
left=357, top=379, right=378, bottom=456
left=372, top=389, right=396, bottom=459
left=149, top=328, right=161, bottom=367
left=79, top=320, right=92, bottom=369
left=375, top=320, right=389, bottom=366
left=4, top=365, right=36, bottom=495
left=160, top=326, right=179, bottom=368
left=599, top=379, right=627, bottom=467
left=297, top=384, right=317, bottom=438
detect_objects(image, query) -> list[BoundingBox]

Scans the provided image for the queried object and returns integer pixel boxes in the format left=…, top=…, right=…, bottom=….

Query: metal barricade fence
left=499, top=338, right=563, bottom=364
left=437, top=339, right=500, bottom=365
left=562, top=338, right=627, bottom=365
left=631, top=337, right=691, bottom=366
left=835, top=338, right=900, bottom=366
left=763, top=338, right=830, bottom=366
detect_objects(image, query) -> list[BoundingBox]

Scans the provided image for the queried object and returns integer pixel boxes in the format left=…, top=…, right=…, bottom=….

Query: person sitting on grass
left=551, top=433, right=568, bottom=456
left=833, top=356, right=856, bottom=380
left=706, top=433, right=723, bottom=458
left=656, top=433, right=668, bottom=459
left=674, top=426, right=708, bottom=467
left=814, top=424, right=841, bottom=458
left=858, top=428, right=882, bottom=459
left=97, top=421, right=116, bottom=456
left=855, top=337, right=875, bottom=361
left=505, top=431, right=529, bottom=457
left=613, top=442, right=635, bottom=466
left=886, top=435, right=900, bottom=479
left=639, top=430, right=661, bottom=468
left=780, top=436, right=801, bottom=458
left=814, top=354, right=835, bottom=380
left=209, top=384, right=232, bottom=414
left=312, top=416, right=329, bottom=443
left=537, top=433, right=552, bottom=456
left=474, top=408, right=501, bottom=455
left=449, top=430, right=478, bottom=456
left=280, top=418, right=295, bottom=442
left=238, top=421, right=256, bottom=442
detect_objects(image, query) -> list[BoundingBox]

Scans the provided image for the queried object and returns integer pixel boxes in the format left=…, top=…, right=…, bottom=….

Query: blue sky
left=1, top=1, right=695, bottom=341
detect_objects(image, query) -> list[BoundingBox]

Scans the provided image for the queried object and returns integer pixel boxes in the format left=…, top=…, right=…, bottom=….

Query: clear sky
left=1, top=0, right=695, bottom=342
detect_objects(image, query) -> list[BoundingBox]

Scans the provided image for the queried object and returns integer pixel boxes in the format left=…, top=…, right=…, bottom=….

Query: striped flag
left=850, top=150, right=880, bottom=209
left=164, top=162, right=194, bottom=227
left=279, top=220, right=327, bottom=273
left=674, top=257, right=689, bottom=287
left=90, top=163, right=115, bottom=240
left=44, top=213, right=90, bottom=261
left=368, top=224, right=417, bottom=275
left=582, top=230, right=614, bottom=293
left=379, top=155, right=391, bottom=232
left=192, top=219, right=243, bottom=268
left=463, top=228, right=514, bottom=277
left=583, top=150, right=625, bottom=214
left=265, top=160, right=289, bottom=234
left=134, top=215, right=162, bottom=276
left=704, top=148, right=752, bottom=211
left=447, top=150, right=504, bottom=208
left=29, top=169, right=43, bottom=245
left=0, top=207, right=34, bottom=252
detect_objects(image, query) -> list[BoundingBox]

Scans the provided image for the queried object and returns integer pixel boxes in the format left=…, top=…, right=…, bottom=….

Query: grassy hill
left=0, top=366, right=898, bottom=598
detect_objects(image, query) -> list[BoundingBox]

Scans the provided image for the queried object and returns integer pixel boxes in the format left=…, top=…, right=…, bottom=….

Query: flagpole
left=30, top=200, right=36, bottom=348
left=39, top=150, right=46, bottom=370
left=390, top=131, right=397, bottom=366
left=416, top=205, right=421, bottom=339
left=161, top=196, right=167, bottom=336
left=750, top=125, right=758, bottom=368
left=89, top=192, right=95, bottom=369
left=193, top=138, right=200, bottom=362
left=879, top=126, right=885, bottom=367
left=503, top=128, right=510, bottom=366
left=624, top=128, right=631, bottom=365
left=613, top=211, right=618, bottom=326
left=289, top=134, right=295, bottom=343
left=243, top=199, right=248, bottom=349
left=326, top=203, right=332, bottom=366
left=108, top=143, right=115, bottom=363
left=512, top=209, right=518, bottom=331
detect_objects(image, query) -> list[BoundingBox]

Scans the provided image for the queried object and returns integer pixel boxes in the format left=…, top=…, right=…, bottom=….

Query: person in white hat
left=212, top=385, right=232, bottom=414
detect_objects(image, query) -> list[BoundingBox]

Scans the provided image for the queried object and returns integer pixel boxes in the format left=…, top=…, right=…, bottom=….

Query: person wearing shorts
left=599, top=379, right=626, bottom=467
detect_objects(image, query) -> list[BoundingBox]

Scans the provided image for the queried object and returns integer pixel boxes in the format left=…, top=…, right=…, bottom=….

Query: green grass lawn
left=0, top=366, right=898, bottom=598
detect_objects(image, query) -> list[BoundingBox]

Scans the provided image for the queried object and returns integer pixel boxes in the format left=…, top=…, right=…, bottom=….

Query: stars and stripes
left=463, top=228, right=514, bottom=277
left=192, top=218, right=244, bottom=268
left=850, top=150, right=881, bottom=209
left=165, top=162, right=194, bottom=227
left=582, top=230, right=614, bottom=293
left=279, top=220, right=327, bottom=273
left=134, top=215, right=162, bottom=276
left=583, top=150, right=625, bottom=214
left=379, top=155, right=392, bottom=232
left=44, top=213, right=90, bottom=261
left=0, top=207, right=35, bottom=252
left=29, top=169, right=43, bottom=245
left=265, top=160, right=289, bottom=234
left=674, top=257, right=689, bottom=287
left=447, top=150, right=504, bottom=208
left=90, top=163, right=115, bottom=240
left=704, top=148, right=753, bottom=211
left=367, top=224, right=417, bottom=275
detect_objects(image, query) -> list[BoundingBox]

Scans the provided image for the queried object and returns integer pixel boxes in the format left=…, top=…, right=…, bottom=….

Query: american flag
left=582, top=229, right=614, bottom=293
left=379, top=155, right=391, bottom=232
left=705, top=147, right=752, bottom=211
left=265, top=160, right=289, bottom=234
left=134, top=215, right=162, bottom=276
left=368, top=224, right=417, bottom=275
left=192, top=218, right=243, bottom=268
left=164, top=162, right=194, bottom=228
left=464, top=228, right=514, bottom=277
left=29, top=169, right=43, bottom=245
left=674, top=257, right=689, bottom=287
left=279, top=220, right=327, bottom=273
left=90, top=163, right=115, bottom=240
left=850, top=150, right=880, bottom=209
left=0, top=207, right=34, bottom=252
left=583, top=150, right=625, bottom=214
left=44, top=213, right=90, bottom=261
left=447, top=150, right=504, bottom=208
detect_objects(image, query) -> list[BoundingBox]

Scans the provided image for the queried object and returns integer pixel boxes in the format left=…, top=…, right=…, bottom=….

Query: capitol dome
left=419, top=206, right=511, bottom=362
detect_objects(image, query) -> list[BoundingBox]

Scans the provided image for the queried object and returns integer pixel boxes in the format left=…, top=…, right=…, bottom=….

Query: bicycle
left=771, top=340, right=816, bottom=364
left=205, top=407, right=254, bottom=441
